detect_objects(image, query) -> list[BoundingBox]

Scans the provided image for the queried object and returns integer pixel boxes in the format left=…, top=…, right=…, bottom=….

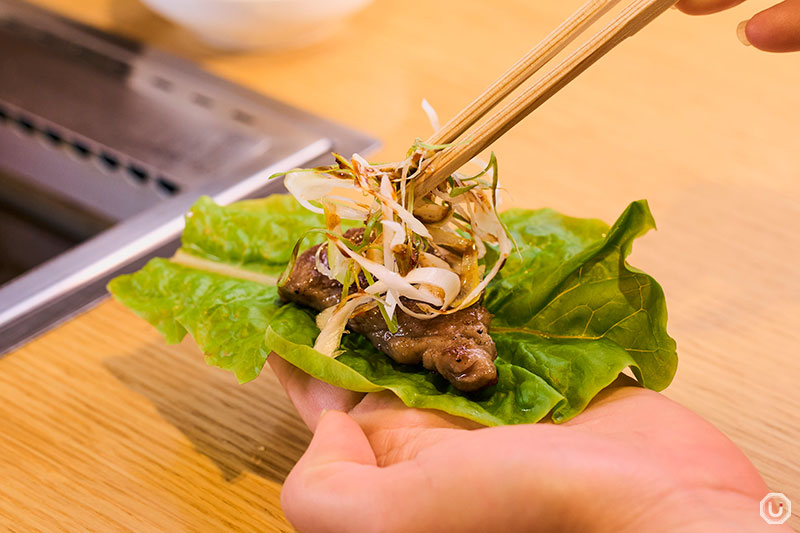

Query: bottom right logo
left=760, top=493, right=791, bottom=525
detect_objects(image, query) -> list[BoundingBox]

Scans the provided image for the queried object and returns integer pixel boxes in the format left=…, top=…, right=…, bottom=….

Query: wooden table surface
left=2, top=0, right=798, bottom=530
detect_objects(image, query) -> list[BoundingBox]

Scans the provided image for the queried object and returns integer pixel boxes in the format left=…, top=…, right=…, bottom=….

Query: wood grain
left=3, top=0, right=799, bottom=530
left=0, top=301, right=311, bottom=531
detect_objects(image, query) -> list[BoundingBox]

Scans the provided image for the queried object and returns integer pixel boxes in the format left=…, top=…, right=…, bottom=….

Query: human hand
left=677, top=0, right=800, bottom=51
left=269, top=355, right=788, bottom=532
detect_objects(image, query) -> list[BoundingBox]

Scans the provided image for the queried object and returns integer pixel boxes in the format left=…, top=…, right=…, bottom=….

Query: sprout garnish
left=282, top=141, right=511, bottom=357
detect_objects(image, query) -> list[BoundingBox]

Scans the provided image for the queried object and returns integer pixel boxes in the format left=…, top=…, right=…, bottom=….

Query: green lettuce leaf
left=109, top=258, right=283, bottom=382
left=108, top=195, right=676, bottom=426
left=181, top=195, right=327, bottom=276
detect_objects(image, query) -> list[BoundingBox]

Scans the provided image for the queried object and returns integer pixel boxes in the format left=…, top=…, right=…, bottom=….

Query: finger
left=292, top=410, right=378, bottom=468
left=350, top=390, right=484, bottom=432
left=267, top=353, right=365, bottom=431
left=282, top=410, right=492, bottom=532
left=743, top=0, right=800, bottom=51
left=281, top=411, right=389, bottom=532
left=346, top=391, right=479, bottom=465
left=676, top=0, right=747, bottom=15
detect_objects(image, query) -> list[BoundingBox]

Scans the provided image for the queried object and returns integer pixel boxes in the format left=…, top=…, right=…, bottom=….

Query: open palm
left=269, top=355, right=782, bottom=532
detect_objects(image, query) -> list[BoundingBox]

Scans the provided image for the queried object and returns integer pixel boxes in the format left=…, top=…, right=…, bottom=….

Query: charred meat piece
left=349, top=303, right=497, bottom=392
left=279, top=233, right=498, bottom=392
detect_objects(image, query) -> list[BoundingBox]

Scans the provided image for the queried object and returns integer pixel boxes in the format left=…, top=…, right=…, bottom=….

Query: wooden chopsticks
left=415, top=0, right=679, bottom=198
left=426, top=0, right=623, bottom=147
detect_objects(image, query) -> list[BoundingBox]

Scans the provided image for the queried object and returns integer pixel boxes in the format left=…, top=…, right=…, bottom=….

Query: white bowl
left=140, top=0, right=373, bottom=51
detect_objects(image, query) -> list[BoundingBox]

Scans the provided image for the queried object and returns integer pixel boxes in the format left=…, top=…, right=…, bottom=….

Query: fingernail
left=737, top=20, right=751, bottom=46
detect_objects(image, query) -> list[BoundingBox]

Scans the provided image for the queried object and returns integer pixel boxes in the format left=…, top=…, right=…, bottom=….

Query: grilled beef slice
left=278, top=233, right=498, bottom=392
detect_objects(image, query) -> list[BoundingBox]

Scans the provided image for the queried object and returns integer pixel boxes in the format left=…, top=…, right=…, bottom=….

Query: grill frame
left=0, top=0, right=378, bottom=355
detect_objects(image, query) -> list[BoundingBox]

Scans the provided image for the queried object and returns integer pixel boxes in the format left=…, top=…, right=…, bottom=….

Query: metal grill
left=0, top=0, right=378, bottom=354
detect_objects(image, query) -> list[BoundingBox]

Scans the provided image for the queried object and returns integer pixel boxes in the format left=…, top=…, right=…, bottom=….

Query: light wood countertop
left=2, top=0, right=798, bottom=530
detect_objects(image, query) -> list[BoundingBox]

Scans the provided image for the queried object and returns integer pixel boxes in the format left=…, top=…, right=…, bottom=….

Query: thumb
left=299, top=410, right=378, bottom=468
left=281, top=411, right=381, bottom=532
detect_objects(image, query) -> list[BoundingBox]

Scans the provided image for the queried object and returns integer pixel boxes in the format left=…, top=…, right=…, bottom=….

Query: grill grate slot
left=99, top=152, right=119, bottom=170
left=0, top=102, right=181, bottom=197
left=155, top=177, right=179, bottom=196
left=15, top=114, right=35, bottom=134
left=43, top=128, right=63, bottom=145
left=126, top=164, right=148, bottom=183
left=192, top=93, right=213, bottom=108
left=70, top=140, right=91, bottom=158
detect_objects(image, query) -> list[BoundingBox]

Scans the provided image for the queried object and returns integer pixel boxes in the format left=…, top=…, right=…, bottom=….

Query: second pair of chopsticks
left=413, top=0, right=679, bottom=198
